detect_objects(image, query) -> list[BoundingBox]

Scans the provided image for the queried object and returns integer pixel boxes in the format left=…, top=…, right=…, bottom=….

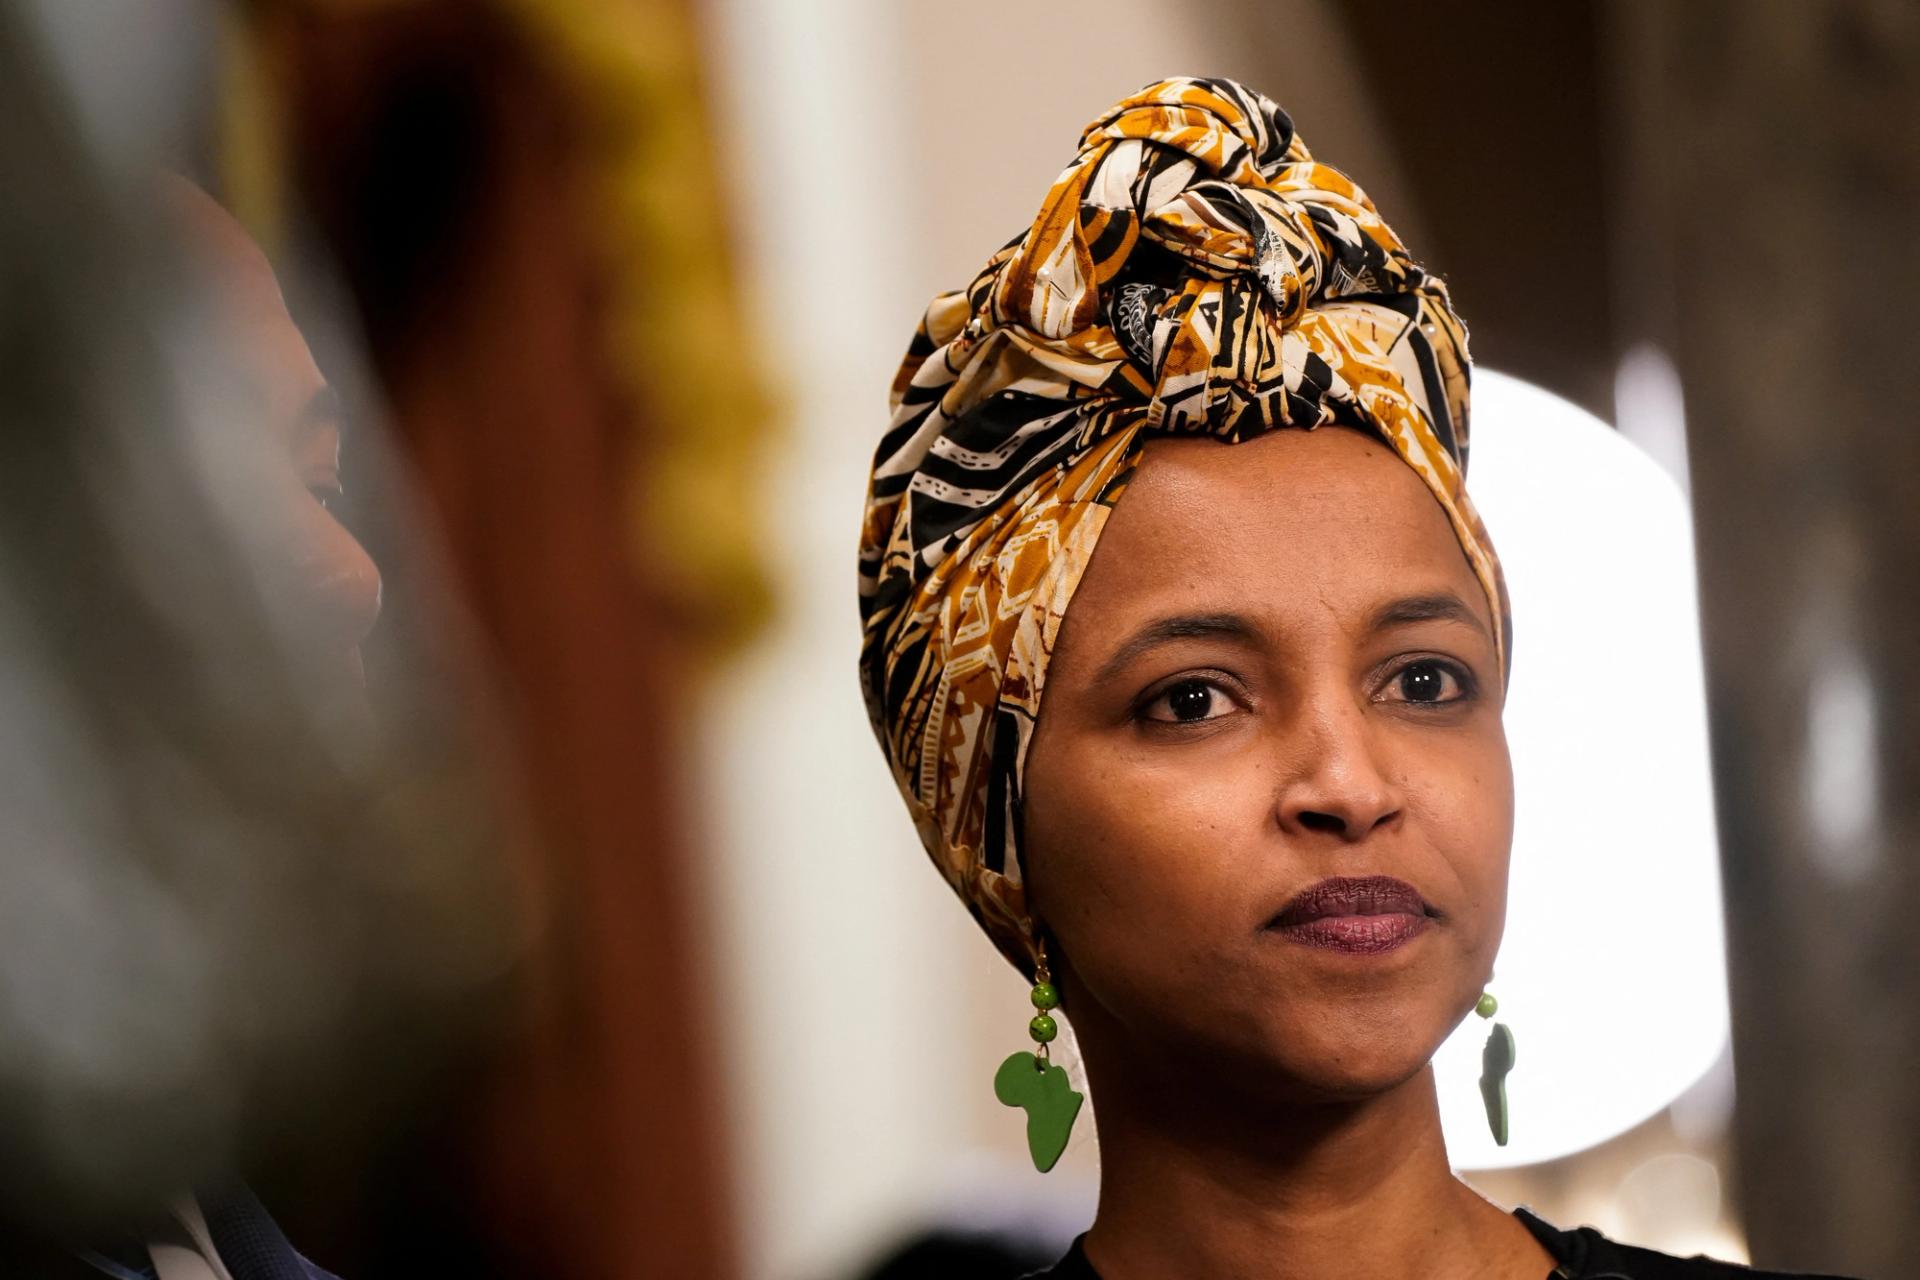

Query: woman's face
left=177, top=184, right=384, bottom=700
left=1022, top=424, right=1511, bottom=1103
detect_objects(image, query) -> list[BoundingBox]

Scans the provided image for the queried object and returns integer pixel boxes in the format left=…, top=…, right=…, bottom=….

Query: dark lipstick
left=1266, top=875, right=1434, bottom=954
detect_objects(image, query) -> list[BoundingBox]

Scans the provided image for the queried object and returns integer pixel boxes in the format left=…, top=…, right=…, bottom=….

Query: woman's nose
left=1270, top=698, right=1404, bottom=841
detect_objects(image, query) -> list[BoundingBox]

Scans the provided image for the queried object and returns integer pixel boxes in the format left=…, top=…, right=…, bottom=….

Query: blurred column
left=1331, top=0, right=1617, bottom=419
left=1607, top=4, right=1920, bottom=1274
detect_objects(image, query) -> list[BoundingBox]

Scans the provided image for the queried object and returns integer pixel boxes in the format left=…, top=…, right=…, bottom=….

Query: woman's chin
left=1297, top=1060, right=1432, bottom=1104
left=1235, top=1023, right=1443, bottom=1105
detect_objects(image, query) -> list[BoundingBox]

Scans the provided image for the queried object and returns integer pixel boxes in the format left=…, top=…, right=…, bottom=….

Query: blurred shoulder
left=1517, top=1208, right=1863, bottom=1279
left=1022, top=1217, right=1862, bottom=1279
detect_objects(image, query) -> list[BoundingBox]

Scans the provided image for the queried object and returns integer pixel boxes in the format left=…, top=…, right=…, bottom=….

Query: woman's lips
left=1266, top=875, right=1434, bottom=955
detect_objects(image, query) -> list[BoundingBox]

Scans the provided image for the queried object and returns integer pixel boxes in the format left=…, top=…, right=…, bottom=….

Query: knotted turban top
left=858, top=77, right=1510, bottom=972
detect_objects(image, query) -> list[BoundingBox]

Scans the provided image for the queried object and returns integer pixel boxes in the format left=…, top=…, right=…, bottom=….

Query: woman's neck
left=1080, top=1062, right=1548, bottom=1280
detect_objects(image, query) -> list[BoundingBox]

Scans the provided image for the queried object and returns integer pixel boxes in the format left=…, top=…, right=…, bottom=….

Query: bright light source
left=1434, top=371, right=1732, bottom=1169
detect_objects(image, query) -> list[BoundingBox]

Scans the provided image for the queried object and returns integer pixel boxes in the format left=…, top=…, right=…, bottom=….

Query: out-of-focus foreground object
left=224, top=0, right=773, bottom=1276
left=0, top=0, right=523, bottom=1251
left=1609, top=3, right=1920, bottom=1275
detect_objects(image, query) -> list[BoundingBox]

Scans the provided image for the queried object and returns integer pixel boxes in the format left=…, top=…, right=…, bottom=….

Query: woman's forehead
left=1113, top=427, right=1467, bottom=564
left=1069, top=427, right=1491, bottom=636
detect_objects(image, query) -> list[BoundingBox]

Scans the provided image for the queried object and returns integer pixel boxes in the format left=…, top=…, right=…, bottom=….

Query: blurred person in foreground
left=49, top=177, right=370, bottom=1280
left=0, top=173, right=405, bottom=1278
left=857, top=77, right=1855, bottom=1280
left=0, top=4, right=521, bottom=1271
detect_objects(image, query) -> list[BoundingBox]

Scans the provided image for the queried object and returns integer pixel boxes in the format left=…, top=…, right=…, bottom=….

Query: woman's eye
left=1142, top=678, right=1236, bottom=724
left=1382, top=660, right=1469, bottom=705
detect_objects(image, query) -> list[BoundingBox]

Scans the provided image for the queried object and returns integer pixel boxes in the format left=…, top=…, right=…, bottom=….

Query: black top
left=1022, top=1209, right=1858, bottom=1278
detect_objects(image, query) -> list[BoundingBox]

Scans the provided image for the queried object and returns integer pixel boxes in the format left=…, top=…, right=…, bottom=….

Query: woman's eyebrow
left=1366, top=592, right=1490, bottom=639
left=1092, top=612, right=1261, bottom=685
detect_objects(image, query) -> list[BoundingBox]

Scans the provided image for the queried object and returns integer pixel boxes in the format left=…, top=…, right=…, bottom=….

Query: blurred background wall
left=1608, top=4, right=1920, bottom=1273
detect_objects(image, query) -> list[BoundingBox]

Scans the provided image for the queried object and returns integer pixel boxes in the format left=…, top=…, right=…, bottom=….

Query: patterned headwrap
left=858, top=77, right=1510, bottom=971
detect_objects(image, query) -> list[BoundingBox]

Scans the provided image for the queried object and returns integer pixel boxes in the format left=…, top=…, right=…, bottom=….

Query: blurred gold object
left=505, top=0, right=776, bottom=649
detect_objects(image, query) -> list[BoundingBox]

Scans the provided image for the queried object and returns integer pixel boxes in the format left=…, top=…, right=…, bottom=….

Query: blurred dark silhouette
left=852, top=1228, right=1058, bottom=1280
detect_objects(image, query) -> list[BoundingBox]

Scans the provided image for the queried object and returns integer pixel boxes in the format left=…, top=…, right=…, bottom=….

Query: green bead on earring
left=993, top=936, right=1084, bottom=1173
left=1474, top=985, right=1515, bottom=1147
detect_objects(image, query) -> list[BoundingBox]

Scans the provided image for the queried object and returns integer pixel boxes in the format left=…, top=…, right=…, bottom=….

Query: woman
left=858, top=78, right=1851, bottom=1279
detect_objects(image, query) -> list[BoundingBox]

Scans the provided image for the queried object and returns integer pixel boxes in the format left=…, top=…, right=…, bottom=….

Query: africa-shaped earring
left=1475, top=986, right=1516, bottom=1147
left=993, top=938, right=1084, bottom=1173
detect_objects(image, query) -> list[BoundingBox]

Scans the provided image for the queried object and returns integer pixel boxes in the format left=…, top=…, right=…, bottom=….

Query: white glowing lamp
left=1433, top=371, right=1732, bottom=1169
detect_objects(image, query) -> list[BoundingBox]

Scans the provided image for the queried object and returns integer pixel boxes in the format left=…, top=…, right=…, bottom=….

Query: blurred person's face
left=169, top=182, right=383, bottom=696
left=1022, top=425, right=1512, bottom=1105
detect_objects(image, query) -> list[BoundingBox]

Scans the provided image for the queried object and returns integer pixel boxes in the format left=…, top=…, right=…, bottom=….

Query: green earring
left=1474, top=988, right=1515, bottom=1147
left=993, top=939, right=1084, bottom=1173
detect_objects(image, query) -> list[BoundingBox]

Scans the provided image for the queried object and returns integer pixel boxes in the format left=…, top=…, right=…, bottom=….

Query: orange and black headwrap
left=858, top=77, right=1508, bottom=970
